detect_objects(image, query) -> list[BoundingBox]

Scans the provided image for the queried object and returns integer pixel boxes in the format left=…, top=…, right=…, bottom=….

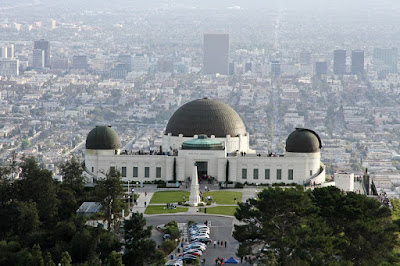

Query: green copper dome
left=86, top=126, right=121, bottom=150
left=165, top=98, right=246, bottom=137
left=182, top=135, right=224, bottom=150
left=286, top=128, right=322, bottom=153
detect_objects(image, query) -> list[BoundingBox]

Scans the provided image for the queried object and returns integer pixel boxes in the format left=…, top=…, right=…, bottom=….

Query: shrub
left=166, top=221, right=178, bottom=227
left=188, top=221, right=195, bottom=226
left=166, top=226, right=180, bottom=240
left=235, top=182, right=244, bottom=188
left=272, top=182, right=286, bottom=186
left=161, top=240, right=176, bottom=254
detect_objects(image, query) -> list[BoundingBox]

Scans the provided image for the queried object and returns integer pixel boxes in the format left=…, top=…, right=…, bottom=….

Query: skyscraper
left=34, top=39, right=50, bottom=68
left=333, top=49, right=346, bottom=75
left=373, top=47, right=398, bottom=79
left=351, top=50, right=364, bottom=75
left=315, top=61, right=327, bottom=78
left=203, top=33, right=229, bottom=75
left=32, top=49, right=45, bottom=69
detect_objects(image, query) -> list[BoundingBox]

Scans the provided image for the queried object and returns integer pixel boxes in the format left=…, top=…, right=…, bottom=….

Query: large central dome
left=165, top=98, right=247, bottom=137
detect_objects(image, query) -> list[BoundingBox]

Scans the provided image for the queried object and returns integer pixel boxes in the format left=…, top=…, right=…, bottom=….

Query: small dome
left=182, top=135, right=224, bottom=150
left=86, top=126, right=121, bottom=150
left=286, top=128, right=322, bottom=153
left=165, top=98, right=246, bottom=137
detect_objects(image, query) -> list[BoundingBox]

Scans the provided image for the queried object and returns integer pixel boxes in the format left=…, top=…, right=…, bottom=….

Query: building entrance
left=196, top=161, right=208, bottom=180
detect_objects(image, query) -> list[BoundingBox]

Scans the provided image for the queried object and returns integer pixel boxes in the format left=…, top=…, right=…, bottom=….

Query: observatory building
left=84, top=98, right=325, bottom=185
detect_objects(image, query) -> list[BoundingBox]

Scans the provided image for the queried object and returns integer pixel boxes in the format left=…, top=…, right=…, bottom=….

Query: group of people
left=379, top=192, right=392, bottom=208
left=215, top=257, right=226, bottom=265
left=213, top=240, right=227, bottom=248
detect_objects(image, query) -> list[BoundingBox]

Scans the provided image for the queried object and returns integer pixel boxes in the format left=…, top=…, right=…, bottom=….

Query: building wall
left=85, top=148, right=324, bottom=185
left=162, top=133, right=250, bottom=154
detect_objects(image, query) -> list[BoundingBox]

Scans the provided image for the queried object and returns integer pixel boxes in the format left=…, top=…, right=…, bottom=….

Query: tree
left=16, top=157, right=59, bottom=228
left=107, top=251, right=124, bottom=266
left=60, top=251, right=72, bottom=266
left=311, top=186, right=399, bottom=265
left=123, top=212, right=165, bottom=266
left=59, top=157, right=85, bottom=192
left=95, top=169, right=124, bottom=231
left=21, top=139, right=31, bottom=150
left=31, top=244, right=44, bottom=266
left=233, top=187, right=336, bottom=265
left=44, top=252, right=56, bottom=266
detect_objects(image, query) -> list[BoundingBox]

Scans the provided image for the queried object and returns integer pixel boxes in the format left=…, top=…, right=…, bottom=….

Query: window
left=121, top=167, right=127, bottom=177
left=253, top=169, right=259, bottom=179
left=265, top=169, right=270, bottom=180
left=242, top=168, right=247, bottom=179
left=91, top=167, right=94, bottom=173
left=133, top=167, right=138, bottom=178
left=288, top=169, right=293, bottom=180
left=110, top=166, right=116, bottom=173
left=310, top=170, right=313, bottom=176
left=277, top=169, right=282, bottom=180
left=156, top=167, right=161, bottom=178
left=145, top=167, right=150, bottom=178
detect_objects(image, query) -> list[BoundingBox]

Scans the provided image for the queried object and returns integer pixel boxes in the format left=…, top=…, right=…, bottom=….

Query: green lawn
left=204, top=206, right=238, bottom=216
left=202, top=191, right=242, bottom=204
left=144, top=205, right=188, bottom=214
left=150, top=191, right=190, bottom=204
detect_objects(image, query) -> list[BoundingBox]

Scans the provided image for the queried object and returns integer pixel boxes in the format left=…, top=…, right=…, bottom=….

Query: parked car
left=195, top=237, right=212, bottom=244
left=185, top=245, right=206, bottom=251
left=183, top=249, right=202, bottom=257
left=180, top=254, right=197, bottom=262
left=190, top=241, right=207, bottom=248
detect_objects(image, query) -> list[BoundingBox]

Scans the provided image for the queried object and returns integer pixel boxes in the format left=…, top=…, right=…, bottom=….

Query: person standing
left=214, top=240, right=217, bottom=248
left=224, top=241, right=227, bottom=248
left=144, top=201, right=147, bottom=207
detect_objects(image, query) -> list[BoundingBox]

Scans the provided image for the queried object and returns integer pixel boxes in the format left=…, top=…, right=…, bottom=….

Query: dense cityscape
left=2, top=0, right=400, bottom=265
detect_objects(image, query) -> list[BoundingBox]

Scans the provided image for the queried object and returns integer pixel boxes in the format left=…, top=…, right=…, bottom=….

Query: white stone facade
left=85, top=146, right=325, bottom=185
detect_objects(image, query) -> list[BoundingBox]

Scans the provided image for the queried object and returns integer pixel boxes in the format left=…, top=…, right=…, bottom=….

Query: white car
left=185, top=245, right=206, bottom=251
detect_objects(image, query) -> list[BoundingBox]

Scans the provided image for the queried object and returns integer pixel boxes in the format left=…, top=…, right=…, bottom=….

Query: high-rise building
left=333, top=49, right=346, bottom=75
left=71, top=55, right=88, bottom=70
left=203, top=33, right=229, bottom=75
left=315, top=61, right=327, bottom=78
left=32, top=49, right=45, bottom=69
left=373, top=47, right=398, bottom=79
left=0, top=44, right=15, bottom=59
left=33, top=39, right=50, bottom=68
left=131, top=54, right=149, bottom=72
left=117, top=54, right=132, bottom=72
left=0, top=58, right=19, bottom=76
left=110, top=63, right=127, bottom=79
left=299, top=51, right=311, bottom=65
left=270, top=61, right=281, bottom=76
left=351, top=50, right=364, bottom=75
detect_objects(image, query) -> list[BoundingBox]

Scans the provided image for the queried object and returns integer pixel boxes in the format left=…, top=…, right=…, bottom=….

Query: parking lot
left=146, top=214, right=247, bottom=265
